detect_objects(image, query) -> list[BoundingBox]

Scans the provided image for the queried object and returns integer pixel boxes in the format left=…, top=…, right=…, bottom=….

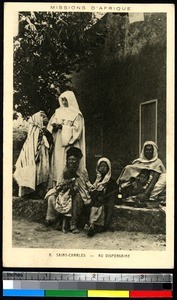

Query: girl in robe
left=87, top=157, right=118, bottom=237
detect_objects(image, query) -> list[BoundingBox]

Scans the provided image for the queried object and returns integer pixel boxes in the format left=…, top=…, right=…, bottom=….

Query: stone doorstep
left=12, top=197, right=166, bottom=235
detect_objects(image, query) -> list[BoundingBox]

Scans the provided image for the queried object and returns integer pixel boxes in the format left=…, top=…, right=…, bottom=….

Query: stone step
left=13, top=197, right=165, bottom=234
left=112, top=205, right=165, bottom=234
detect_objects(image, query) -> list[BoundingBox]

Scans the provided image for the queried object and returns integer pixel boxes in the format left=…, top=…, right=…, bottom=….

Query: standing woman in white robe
left=47, top=91, right=87, bottom=187
left=14, top=111, right=53, bottom=197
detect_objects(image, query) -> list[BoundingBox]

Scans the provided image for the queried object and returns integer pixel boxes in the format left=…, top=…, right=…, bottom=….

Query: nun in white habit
left=47, top=91, right=87, bottom=187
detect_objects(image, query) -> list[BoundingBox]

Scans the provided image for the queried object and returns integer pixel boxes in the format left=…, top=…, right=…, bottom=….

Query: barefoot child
left=86, top=157, right=118, bottom=237
left=55, top=169, right=78, bottom=232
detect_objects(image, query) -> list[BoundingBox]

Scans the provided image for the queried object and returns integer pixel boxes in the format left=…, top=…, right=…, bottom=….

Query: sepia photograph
left=3, top=3, right=174, bottom=268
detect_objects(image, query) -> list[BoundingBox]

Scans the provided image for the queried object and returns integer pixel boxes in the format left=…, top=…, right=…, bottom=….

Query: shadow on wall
left=73, top=41, right=166, bottom=179
left=71, top=13, right=166, bottom=178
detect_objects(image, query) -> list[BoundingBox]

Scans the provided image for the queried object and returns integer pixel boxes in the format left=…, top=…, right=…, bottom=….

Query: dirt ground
left=13, top=218, right=166, bottom=250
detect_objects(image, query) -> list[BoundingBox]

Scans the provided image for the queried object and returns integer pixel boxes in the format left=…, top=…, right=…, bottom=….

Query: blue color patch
left=3, top=289, right=44, bottom=297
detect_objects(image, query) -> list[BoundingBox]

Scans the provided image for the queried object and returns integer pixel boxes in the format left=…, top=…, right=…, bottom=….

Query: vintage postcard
left=3, top=2, right=174, bottom=268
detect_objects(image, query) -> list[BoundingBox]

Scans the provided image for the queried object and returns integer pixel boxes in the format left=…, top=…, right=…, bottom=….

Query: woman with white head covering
left=117, top=141, right=166, bottom=206
left=87, top=157, right=118, bottom=237
left=47, top=91, right=86, bottom=187
left=14, top=111, right=53, bottom=197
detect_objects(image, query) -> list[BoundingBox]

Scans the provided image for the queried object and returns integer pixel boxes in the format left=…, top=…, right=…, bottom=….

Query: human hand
left=52, top=123, right=62, bottom=131
left=86, top=181, right=95, bottom=192
left=41, top=127, right=48, bottom=134
left=136, top=193, right=146, bottom=200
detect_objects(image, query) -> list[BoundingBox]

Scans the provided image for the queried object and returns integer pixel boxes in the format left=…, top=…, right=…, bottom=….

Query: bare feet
left=71, top=228, right=80, bottom=234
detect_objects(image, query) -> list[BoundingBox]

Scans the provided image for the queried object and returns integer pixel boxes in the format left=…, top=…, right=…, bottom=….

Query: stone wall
left=13, top=197, right=165, bottom=234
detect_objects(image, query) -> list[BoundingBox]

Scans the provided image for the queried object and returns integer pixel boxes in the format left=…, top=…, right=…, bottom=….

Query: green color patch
left=45, top=290, right=87, bottom=297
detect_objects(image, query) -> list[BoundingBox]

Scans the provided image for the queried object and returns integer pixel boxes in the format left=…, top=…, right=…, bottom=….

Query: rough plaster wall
left=104, top=13, right=166, bottom=165
left=72, top=13, right=166, bottom=180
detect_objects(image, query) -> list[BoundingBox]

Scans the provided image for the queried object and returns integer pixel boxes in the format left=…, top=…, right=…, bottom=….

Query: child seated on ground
left=55, top=169, right=78, bottom=232
left=85, top=158, right=118, bottom=237
left=122, top=169, right=151, bottom=205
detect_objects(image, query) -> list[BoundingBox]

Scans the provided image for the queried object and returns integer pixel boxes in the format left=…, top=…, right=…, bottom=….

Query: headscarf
left=93, top=157, right=112, bottom=191
left=117, top=141, right=166, bottom=185
left=47, top=91, right=83, bottom=134
left=55, top=91, right=82, bottom=122
left=59, top=91, right=80, bottom=111
left=14, top=111, right=49, bottom=192
left=133, top=141, right=158, bottom=163
left=28, top=111, right=44, bottom=133
left=132, top=141, right=166, bottom=173
left=28, top=111, right=49, bottom=150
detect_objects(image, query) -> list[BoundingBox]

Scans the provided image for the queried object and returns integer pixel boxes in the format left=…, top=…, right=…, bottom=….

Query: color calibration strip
left=3, top=288, right=173, bottom=298
left=3, top=272, right=173, bottom=298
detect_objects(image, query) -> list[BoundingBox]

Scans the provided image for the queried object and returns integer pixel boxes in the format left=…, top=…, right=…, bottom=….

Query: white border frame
left=3, top=3, right=175, bottom=269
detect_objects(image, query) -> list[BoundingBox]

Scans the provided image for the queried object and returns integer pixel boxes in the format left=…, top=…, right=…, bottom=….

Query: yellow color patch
left=88, top=290, right=129, bottom=297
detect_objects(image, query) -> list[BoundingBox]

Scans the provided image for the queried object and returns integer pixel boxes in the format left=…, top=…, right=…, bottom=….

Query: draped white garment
left=47, top=91, right=86, bottom=186
left=14, top=112, right=50, bottom=196
left=117, top=141, right=166, bottom=185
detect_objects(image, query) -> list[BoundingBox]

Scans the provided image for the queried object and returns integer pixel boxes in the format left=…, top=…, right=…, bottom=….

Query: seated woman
left=14, top=111, right=53, bottom=198
left=117, top=141, right=166, bottom=207
left=45, top=147, right=91, bottom=233
left=86, top=157, right=118, bottom=237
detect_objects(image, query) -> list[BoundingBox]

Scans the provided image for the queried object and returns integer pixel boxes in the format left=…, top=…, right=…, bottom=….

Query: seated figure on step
left=117, top=141, right=166, bottom=208
left=45, top=147, right=91, bottom=233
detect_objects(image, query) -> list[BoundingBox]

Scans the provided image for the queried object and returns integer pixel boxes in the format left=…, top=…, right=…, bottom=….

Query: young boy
left=131, top=169, right=150, bottom=197
left=122, top=169, right=151, bottom=206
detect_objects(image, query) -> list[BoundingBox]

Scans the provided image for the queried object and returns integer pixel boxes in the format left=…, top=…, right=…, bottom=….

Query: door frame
left=139, top=99, right=158, bottom=154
